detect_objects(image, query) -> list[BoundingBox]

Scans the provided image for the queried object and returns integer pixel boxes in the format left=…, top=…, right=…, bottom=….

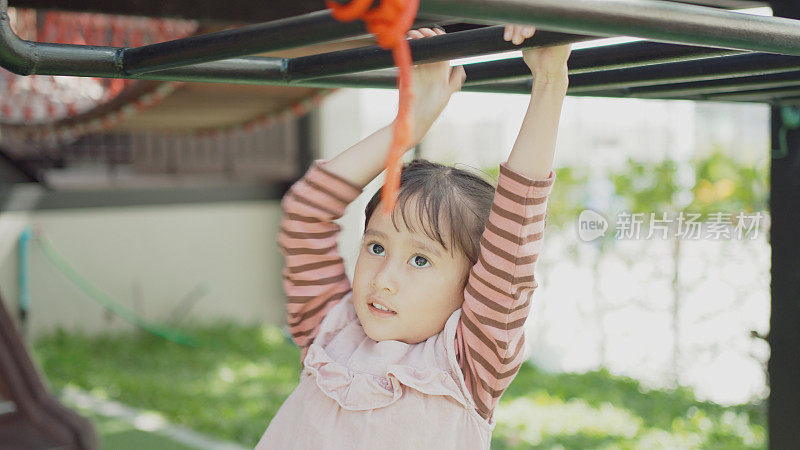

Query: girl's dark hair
left=364, top=159, right=496, bottom=266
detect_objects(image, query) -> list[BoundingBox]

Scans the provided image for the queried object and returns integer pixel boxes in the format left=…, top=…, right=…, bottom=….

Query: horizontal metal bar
left=462, top=81, right=530, bottom=94
left=629, top=70, right=800, bottom=98
left=5, top=39, right=799, bottom=101
left=418, top=0, right=800, bottom=56
left=0, top=2, right=445, bottom=78
left=288, top=27, right=596, bottom=82
left=566, top=53, right=800, bottom=93
left=240, top=29, right=743, bottom=86
left=451, top=52, right=800, bottom=98
left=463, top=41, right=743, bottom=85
left=555, top=40, right=743, bottom=74
left=4, top=0, right=800, bottom=104
left=464, top=51, right=800, bottom=94
left=132, top=57, right=288, bottom=84
left=2, top=0, right=777, bottom=81
left=288, top=32, right=746, bottom=86
left=701, top=86, right=800, bottom=102
left=535, top=77, right=800, bottom=104
left=122, top=11, right=369, bottom=76
left=122, top=12, right=451, bottom=76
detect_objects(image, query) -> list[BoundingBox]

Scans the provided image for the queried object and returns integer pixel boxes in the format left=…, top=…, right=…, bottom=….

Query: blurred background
left=0, top=4, right=772, bottom=450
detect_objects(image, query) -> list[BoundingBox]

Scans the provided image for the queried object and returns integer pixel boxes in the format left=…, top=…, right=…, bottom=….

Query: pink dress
left=256, top=160, right=556, bottom=449
left=256, top=292, right=493, bottom=449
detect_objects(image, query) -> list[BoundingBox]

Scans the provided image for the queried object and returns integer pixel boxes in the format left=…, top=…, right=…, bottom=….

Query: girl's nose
left=370, top=263, right=397, bottom=294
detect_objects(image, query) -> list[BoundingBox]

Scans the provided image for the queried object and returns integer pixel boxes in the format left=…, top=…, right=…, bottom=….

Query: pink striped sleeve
left=277, top=160, right=362, bottom=360
left=455, top=162, right=556, bottom=421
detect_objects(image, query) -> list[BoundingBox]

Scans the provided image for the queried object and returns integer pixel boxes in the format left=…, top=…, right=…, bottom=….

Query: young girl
left=257, top=25, right=571, bottom=449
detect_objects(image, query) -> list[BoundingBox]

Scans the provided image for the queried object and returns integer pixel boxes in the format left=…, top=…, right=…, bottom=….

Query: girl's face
left=353, top=200, right=471, bottom=344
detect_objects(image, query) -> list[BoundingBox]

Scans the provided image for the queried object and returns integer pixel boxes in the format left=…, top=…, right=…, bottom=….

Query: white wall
left=0, top=201, right=285, bottom=340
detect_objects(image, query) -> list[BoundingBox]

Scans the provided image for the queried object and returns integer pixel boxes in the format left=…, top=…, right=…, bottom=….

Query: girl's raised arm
left=455, top=25, right=571, bottom=421
left=319, top=28, right=466, bottom=188
left=506, top=29, right=571, bottom=179
left=278, top=28, right=465, bottom=360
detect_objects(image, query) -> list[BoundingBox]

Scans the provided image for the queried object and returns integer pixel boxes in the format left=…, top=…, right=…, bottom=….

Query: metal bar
left=5, top=39, right=799, bottom=102
left=566, top=53, right=800, bottom=94
left=418, top=0, right=800, bottom=56
left=4, top=0, right=800, bottom=101
left=462, top=81, right=530, bottom=94
left=0, top=1, right=446, bottom=78
left=628, top=70, right=800, bottom=98
left=771, top=97, right=800, bottom=106
left=122, top=12, right=450, bottom=76
left=0, top=0, right=121, bottom=77
left=122, top=11, right=369, bottom=76
left=545, top=86, right=799, bottom=104
left=552, top=85, right=800, bottom=104
left=240, top=29, right=743, bottom=85
left=287, top=27, right=597, bottom=82
left=4, top=0, right=792, bottom=81
left=463, top=41, right=743, bottom=85
left=701, top=86, right=800, bottom=102
left=8, top=42, right=799, bottom=99
left=768, top=3, right=800, bottom=443
left=290, top=33, right=746, bottom=86
left=463, top=52, right=800, bottom=95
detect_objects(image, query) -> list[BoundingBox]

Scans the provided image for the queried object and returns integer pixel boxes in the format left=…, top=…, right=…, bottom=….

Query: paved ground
left=61, top=386, right=250, bottom=450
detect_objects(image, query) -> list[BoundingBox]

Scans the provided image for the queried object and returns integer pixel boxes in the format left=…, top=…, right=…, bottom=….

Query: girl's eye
left=410, top=255, right=430, bottom=268
left=367, top=243, right=385, bottom=256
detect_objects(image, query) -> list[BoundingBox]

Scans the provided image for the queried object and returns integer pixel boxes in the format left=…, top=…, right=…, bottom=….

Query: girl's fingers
left=407, top=29, right=423, bottom=39
left=523, top=26, right=536, bottom=37
left=505, top=24, right=536, bottom=45
left=503, top=24, right=514, bottom=41
left=409, top=27, right=444, bottom=39
left=449, top=65, right=466, bottom=91
left=513, top=30, right=523, bottom=45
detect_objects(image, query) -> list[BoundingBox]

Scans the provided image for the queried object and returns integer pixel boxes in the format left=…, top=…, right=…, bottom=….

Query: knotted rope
left=326, top=0, right=419, bottom=212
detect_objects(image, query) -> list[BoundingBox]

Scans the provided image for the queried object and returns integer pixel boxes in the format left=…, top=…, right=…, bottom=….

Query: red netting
left=0, top=8, right=197, bottom=125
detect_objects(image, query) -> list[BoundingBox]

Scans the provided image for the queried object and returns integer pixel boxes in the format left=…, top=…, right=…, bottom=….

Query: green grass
left=67, top=405, right=198, bottom=450
left=491, top=366, right=765, bottom=449
left=32, top=322, right=766, bottom=449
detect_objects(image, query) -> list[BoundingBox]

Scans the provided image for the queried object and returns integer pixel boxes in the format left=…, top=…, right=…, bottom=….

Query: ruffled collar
left=302, top=294, right=472, bottom=411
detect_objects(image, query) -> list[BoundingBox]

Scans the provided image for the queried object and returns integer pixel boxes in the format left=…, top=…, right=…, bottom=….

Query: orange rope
left=326, top=0, right=419, bottom=213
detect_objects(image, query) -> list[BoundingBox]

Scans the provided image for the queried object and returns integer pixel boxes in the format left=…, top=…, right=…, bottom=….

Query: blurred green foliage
left=688, top=147, right=769, bottom=216
left=608, top=149, right=768, bottom=223
left=34, top=323, right=766, bottom=449
left=609, top=158, right=684, bottom=216
left=484, top=149, right=769, bottom=245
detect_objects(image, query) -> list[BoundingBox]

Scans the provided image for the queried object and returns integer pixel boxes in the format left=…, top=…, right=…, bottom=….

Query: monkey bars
left=1, top=1, right=798, bottom=448
left=2, top=0, right=800, bottom=102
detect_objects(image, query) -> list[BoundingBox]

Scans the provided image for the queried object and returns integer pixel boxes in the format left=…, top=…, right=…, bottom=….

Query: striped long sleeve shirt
left=277, top=160, right=555, bottom=422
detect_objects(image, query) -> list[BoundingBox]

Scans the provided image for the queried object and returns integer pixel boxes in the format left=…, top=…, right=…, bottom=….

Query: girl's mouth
left=368, top=302, right=397, bottom=317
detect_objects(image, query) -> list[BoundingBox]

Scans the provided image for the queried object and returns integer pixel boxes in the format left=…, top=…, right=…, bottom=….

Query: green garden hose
left=34, top=235, right=198, bottom=347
